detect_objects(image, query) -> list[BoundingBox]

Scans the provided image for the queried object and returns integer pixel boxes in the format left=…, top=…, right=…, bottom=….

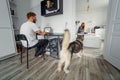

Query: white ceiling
left=76, top=0, right=109, bottom=12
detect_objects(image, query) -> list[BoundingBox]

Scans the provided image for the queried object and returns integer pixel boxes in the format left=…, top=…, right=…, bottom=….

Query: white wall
left=30, top=0, right=77, bottom=42
left=16, top=0, right=77, bottom=41
left=16, top=0, right=108, bottom=40
left=16, top=0, right=32, bottom=28
left=76, top=9, right=108, bottom=32
left=76, top=0, right=109, bottom=32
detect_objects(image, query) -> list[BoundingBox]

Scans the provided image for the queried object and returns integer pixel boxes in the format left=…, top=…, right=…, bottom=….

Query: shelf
left=9, top=0, right=19, bottom=35
left=14, top=29, right=19, bottom=34
left=12, top=15, right=18, bottom=19
left=9, top=1, right=17, bottom=6
left=14, top=27, right=19, bottom=30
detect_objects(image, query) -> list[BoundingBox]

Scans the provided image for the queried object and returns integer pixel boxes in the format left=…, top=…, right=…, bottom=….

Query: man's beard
left=33, top=20, right=36, bottom=23
left=33, top=18, right=36, bottom=23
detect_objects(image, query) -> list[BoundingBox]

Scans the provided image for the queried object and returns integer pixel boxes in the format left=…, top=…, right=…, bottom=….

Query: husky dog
left=68, top=34, right=84, bottom=57
left=57, top=29, right=84, bottom=73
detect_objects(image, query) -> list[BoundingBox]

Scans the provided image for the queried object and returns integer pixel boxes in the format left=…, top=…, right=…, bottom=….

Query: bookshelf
left=9, top=0, right=19, bottom=34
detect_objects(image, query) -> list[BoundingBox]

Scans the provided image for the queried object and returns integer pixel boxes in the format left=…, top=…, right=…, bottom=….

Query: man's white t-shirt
left=20, top=21, right=40, bottom=47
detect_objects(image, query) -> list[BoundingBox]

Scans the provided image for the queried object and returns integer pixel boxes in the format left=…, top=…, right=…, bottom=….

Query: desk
left=83, top=34, right=101, bottom=48
left=44, top=33, right=63, bottom=58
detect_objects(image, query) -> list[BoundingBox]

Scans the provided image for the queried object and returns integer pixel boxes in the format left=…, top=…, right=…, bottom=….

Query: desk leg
left=57, top=36, right=60, bottom=58
left=45, top=35, right=51, bottom=56
left=49, top=43, right=52, bottom=57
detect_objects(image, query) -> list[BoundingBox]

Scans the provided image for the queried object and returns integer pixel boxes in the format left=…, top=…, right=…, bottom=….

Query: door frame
left=103, top=0, right=120, bottom=70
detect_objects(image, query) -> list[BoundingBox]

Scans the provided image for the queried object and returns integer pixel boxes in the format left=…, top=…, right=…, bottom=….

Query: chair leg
left=42, top=52, right=45, bottom=60
left=27, top=48, right=29, bottom=69
left=20, top=47, right=22, bottom=63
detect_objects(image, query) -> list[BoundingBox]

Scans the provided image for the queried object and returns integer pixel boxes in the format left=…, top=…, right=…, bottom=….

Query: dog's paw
left=64, top=69, right=70, bottom=73
left=78, top=55, right=82, bottom=58
left=77, top=53, right=82, bottom=57
left=82, top=50, right=84, bottom=54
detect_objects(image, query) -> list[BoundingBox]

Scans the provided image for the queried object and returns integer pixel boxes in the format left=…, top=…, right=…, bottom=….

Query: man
left=20, top=12, right=48, bottom=57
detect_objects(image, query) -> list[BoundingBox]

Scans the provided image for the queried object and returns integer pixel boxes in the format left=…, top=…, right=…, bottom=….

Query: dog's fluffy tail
left=62, top=29, right=70, bottom=50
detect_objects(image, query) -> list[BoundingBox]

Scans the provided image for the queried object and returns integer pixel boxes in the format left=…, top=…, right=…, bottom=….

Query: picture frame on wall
left=41, top=0, right=63, bottom=17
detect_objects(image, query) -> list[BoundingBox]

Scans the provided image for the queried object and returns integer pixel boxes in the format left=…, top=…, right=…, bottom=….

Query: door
left=104, top=0, right=120, bottom=70
left=0, top=0, right=12, bottom=28
left=0, top=0, right=16, bottom=59
left=0, top=29, right=16, bottom=58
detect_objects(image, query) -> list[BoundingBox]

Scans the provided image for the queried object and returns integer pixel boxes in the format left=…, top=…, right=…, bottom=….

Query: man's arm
left=35, top=30, right=46, bottom=35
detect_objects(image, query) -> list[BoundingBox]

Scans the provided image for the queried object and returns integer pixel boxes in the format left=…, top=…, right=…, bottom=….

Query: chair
left=16, top=34, right=44, bottom=69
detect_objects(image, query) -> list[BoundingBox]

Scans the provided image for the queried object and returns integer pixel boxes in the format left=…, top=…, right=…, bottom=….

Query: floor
left=0, top=47, right=120, bottom=80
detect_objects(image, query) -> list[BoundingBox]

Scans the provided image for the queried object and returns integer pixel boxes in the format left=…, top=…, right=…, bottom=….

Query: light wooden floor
left=0, top=48, right=120, bottom=80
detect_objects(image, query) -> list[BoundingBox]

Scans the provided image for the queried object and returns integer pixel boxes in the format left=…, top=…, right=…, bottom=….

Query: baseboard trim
left=0, top=53, right=18, bottom=61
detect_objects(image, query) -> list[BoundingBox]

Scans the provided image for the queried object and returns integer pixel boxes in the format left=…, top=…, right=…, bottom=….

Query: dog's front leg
left=81, top=48, right=84, bottom=55
left=77, top=49, right=84, bottom=57
left=64, top=60, right=70, bottom=73
left=57, top=59, right=64, bottom=72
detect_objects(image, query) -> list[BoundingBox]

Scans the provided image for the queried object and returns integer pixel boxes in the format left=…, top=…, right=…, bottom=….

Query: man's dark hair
left=27, top=12, right=36, bottom=19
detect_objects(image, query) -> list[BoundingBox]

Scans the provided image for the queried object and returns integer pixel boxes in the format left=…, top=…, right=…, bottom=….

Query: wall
left=76, top=9, right=108, bottom=32
left=76, top=0, right=109, bottom=32
left=30, top=0, right=77, bottom=42
left=16, top=0, right=76, bottom=41
left=16, top=0, right=31, bottom=28
left=16, top=0, right=109, bottom=40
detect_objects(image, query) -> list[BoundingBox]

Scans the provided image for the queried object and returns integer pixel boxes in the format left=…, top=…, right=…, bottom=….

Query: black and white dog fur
left=57, top=29, right=84, bottom=73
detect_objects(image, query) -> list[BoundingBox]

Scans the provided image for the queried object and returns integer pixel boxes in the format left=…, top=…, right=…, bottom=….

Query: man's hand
left=36, top=30, right=47, bottom=36
left=41, top=32, right=46, bottom=35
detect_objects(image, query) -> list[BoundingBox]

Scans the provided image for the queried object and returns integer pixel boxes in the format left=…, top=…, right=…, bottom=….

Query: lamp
left=86, top=0, right=90, bottom=12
